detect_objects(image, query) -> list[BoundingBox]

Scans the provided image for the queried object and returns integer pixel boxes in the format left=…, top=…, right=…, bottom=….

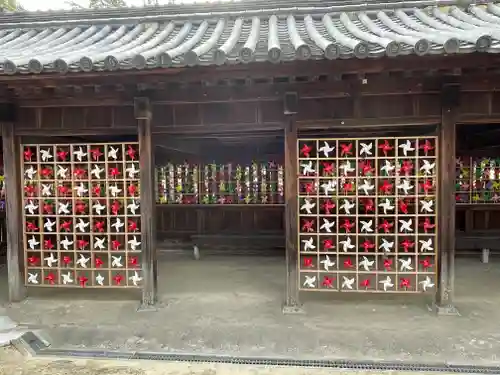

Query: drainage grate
left=13, top=332, right=500, bottom=374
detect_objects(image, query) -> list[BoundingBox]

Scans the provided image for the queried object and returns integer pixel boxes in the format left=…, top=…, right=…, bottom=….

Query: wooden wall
left=156, top=205, right=284, bottom=241
left=8, top=55, right=500, bottom=243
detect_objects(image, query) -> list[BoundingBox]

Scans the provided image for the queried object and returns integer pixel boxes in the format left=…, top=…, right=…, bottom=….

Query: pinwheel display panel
left=22, top=143, right=142, bottom=288
left=297, top=137, right=438, bottom=293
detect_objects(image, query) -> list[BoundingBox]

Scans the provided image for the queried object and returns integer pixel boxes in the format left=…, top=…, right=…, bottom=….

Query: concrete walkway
left=0, top=308, right=28, bottom=347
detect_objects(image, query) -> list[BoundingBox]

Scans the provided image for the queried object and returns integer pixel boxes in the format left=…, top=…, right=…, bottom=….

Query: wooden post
left=136, top=98, right=158, bottom=310
left=2, top=122, right=27, bottom=302
left=282, top=115, right=303, bottom=314
left=434, top=84, right=459, bottom=315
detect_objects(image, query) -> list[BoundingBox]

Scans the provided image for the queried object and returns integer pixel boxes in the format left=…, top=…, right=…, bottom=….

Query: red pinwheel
left=95, top=258, right=104, bottom=268
left=400, top=238, right=415, bottom=252
left=23, top=148, right=33, bottom=161
left=28, top=255, right=40, bottom=265
left=92, top=184, right=101, bottom=197
left=113, top=274, right=124, bottom=285
left=399, top=160, right=413, bottom=175
left=128, top=220, right=138, bottom=232
left=360, top=279, right=371, bottom=288
left=420, top=218, right=435, bottom=233
left=322, top=276, right=334, bottom=288
left=400, top=278, right=411, bottom=289
left=26, top=221, right=38, bottom=232
left=94, top=220, right=105, bottom=233
left=340, top=143, right=353, bottom=157
left=359, top=160, right=374, bottom=176
left=77, top=239, right=89, bottom=250
left=341, top=219, right=354, bottom=233
left=322, top=162, right=334, bottom=175
left=419, top=140, right=434, bottom=156
left=343, top=181, right=354, bottom=194
left=109, top=167, right=120, bottom=178
left=41, top=167, right=53, bottom=178
left=378, top=220, right=394, bottom=233
left=44, top=238, right=54, bottom=250
left=127, top=145, right=136, bottom=160
left=129, top=256, right=139, bottom=267
left=57, top=150, right=68, bottom=161
left=79, top=275, right=89, bottom=287
left=90, top=148, right=103, bottom=161
left=304, top=182, right=315, bottom=194
left=322, top=200, right=335, bottom=214
left=43, top=202, right=53, bottom=214
left=63, top=255, right=72, bottom=265
left=323, top=239, right=334, bottom=251
left=45, top=273, right=56, bottom=285
left=61, top=220, right=72, bottom=232
left=112, top=239, right=121, bottom=250
left=383, top=258, right=392, bottom=271
left=128, top=184, right=138, bottom=196
left=399, top=199, right=409, bottom=214
left=343, top=258, right=354, bottom=269
left=75, top=201, right=87, bottom=214
left=303, top=257, right=314, bottom=268
left=420, top=257, right=433, bottom=270
left=300, top=144, right=312, bottom=157
left=24, top=185, right=36, bottom=197
left=301, top=219, right=315, bottom=232
left=420, top=180, right=433, bottom=194
left=57, top=185, right=69, bottom=196
left=378, top=140, right=393, bottom=157
left=361, top=239, right=375, bottom=252
left=362, top=199, right=374, bottom=213
left=111, top=200, right=121, bottom=215
left=379, top=180, right=393, bottom=194
left=73, top=168, right=86, bottom=179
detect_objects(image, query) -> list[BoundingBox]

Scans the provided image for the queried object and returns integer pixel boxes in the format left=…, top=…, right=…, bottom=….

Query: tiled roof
left=1, top=1, right=500, bottom=75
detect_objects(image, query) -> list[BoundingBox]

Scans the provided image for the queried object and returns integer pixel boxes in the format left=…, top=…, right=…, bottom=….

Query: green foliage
left=65, top=0, right=127, bottom=9
left=89, top=0, right=126, bottom=8
left=0, top=0, right=24, bottom=11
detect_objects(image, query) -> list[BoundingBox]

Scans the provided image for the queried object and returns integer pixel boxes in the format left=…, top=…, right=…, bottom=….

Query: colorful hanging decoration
left=298, top=137, right=437, bottom=293
left=155, top=161, right=284, bottom=205
left=455, top=156, right=500, bottom=204
left=23, top=143, right=142, bottom=288
left=155, top=163, right=198, bottom=204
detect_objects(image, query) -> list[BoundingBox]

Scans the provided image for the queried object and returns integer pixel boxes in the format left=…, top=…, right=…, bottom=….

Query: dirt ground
left=0, top=346, right=451, bottom=375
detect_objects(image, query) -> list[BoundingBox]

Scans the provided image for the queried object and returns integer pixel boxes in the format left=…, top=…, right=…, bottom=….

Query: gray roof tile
left=1, top=1, right=500, bottom=75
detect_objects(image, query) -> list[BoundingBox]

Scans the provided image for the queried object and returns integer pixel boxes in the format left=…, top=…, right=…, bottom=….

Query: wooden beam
left=434, top=85, right=459, bottom=316
left=1, top=122, right=26, bottom=302
left=283, top=116, right=302, bottom=314
left=137, top=97, right=158, bottom=310
left=298, top=116, right=441, bottom=130
left=14, top=128, right=138, bottom=137
left=0, top=53, right=499, bottom=85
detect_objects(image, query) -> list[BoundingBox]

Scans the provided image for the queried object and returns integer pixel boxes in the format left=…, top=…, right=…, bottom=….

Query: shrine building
left=1, top=0, right=500, bottom=317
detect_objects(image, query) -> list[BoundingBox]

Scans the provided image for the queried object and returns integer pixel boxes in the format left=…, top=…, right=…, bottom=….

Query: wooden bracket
left=134, top=97, right=151, bottom=120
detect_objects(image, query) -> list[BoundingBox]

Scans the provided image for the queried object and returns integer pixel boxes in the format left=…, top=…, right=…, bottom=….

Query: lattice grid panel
left=297, top=137, right=438, bottom=293
left=22, top=143, right=142, bottom=288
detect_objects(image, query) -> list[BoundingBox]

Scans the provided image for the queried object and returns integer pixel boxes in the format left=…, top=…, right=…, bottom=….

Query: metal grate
left=40, top=349, right=500, bottom=374
left=297, top=137, right=438, bottom=293
left=21, top=143, right=142, bottom=288
left=12, top=332, right=500, bottom=374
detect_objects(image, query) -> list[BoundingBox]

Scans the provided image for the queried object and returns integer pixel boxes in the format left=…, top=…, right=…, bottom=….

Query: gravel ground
left=0, top=346, right=452, bottom=375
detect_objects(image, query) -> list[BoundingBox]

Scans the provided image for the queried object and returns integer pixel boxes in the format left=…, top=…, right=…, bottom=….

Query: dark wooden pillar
left=282, top=92, right=303, bottom=313
left=136, top=97, right=158, bottom=310
left=434, top=84, right=459, bottom=315
left=2, top=122, right=26, bottom=302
